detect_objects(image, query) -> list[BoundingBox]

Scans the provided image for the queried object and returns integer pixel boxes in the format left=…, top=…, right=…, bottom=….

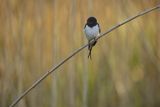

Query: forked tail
left=88, top=40, right=97, bottom=60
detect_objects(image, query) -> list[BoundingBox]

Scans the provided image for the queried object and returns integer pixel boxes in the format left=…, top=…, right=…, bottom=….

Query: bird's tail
left=88, top=40, right=97, bottom=59
left=88, top=46, right=92, bottom=59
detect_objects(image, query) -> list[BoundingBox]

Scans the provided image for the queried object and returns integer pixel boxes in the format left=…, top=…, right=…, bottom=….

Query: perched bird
left=84, top=17, right=101, bottom=59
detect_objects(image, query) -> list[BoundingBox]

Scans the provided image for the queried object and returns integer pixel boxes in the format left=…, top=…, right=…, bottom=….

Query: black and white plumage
left=84, top=17, right=101, bottom=59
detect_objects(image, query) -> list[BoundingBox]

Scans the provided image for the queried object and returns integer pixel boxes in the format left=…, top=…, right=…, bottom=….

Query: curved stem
left=9, top=5, right=160, bottom=107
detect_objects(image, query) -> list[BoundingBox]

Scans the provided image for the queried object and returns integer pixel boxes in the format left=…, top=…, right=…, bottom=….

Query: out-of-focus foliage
left=0, top=0, right=160, bottom=107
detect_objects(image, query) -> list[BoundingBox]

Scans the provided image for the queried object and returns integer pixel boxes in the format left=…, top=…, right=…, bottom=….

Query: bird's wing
left=84, top=24, right=87, bottom=29
left=98, top=23, right=101, bottom=33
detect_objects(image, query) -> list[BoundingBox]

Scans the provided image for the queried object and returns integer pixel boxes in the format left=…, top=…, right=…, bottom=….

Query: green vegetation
left=0, top=0, right=159, bottom=107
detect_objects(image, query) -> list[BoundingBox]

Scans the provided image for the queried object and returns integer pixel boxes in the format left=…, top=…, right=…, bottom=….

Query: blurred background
left=0, top=0, right=160, bottom=107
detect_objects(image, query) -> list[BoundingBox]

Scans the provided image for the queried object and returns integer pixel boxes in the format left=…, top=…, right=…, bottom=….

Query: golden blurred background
left=0, top=0, right=160, bottom=107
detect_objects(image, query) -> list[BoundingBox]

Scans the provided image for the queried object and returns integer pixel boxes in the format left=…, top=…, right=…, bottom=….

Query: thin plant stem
left=9, top=4, right=160, bottom=107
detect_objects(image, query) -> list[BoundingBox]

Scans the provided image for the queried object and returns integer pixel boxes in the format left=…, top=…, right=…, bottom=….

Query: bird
left=84, top=17, right=101, bottom=59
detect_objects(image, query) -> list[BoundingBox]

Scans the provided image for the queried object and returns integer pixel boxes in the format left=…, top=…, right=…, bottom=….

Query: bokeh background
left=0, top=0, right=160, bottom=107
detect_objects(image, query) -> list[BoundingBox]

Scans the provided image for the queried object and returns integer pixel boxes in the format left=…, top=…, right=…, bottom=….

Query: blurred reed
left=0, top=0, right=160, bottom=107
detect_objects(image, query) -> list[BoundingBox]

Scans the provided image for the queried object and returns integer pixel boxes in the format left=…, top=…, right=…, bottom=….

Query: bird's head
left=87, top=17, right=97, bottom=27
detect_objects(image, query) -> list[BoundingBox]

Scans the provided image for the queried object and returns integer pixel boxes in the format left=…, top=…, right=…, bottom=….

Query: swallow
left=84, top=17, right=101, bottom=59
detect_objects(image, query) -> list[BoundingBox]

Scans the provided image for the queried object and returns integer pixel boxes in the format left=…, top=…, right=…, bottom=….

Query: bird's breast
left=84, top=25, right=100, bottom=41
